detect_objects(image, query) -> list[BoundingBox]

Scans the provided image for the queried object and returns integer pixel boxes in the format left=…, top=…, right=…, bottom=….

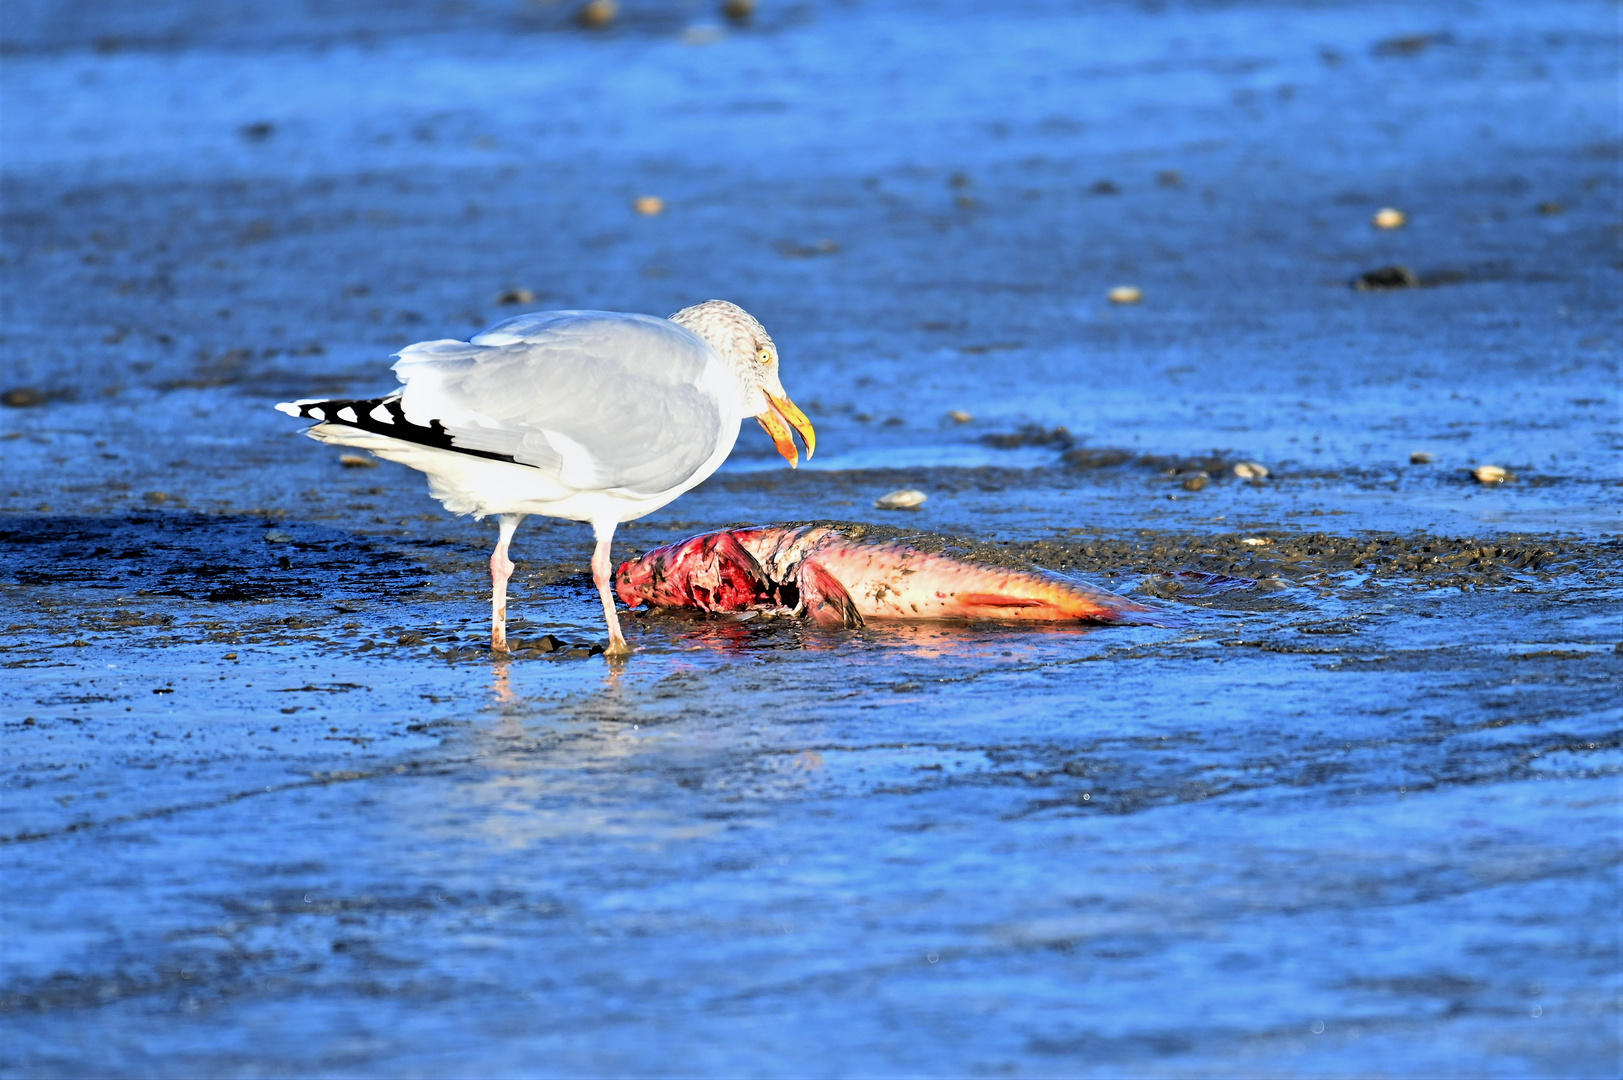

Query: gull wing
left=391, top=311, right=739, bottom=496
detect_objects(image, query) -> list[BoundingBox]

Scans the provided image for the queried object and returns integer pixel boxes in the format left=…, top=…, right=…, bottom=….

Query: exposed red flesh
left=615, top=525, right=1177, bottom=628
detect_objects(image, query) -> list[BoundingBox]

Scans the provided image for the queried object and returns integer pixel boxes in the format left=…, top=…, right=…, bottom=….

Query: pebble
left=681, top=23, right=723, bottom=44
left=874, top=489, right=927, bottom=510
left=1353, top=265, right=1418, bottom=291
left=1, top=387, right=44, bottom=407
left=722, top=0, right=756, bottom=20
left=145, top=491, right=170, bottom=504
left=1232, top=461, right=1269, bottom=480
left=577, top=0, right=616, bottom=28
left=1181, top=472, right=1210, bottom=492
left=776, top=238, right=839, bottom=256
left=633, top=196, right=665, bottom=216
left=1241, top=537, right=1272, bottom=546
left=1538, top=201, right=1564, bottom=216
left=946, top=410, right=973, bottom=423
left=264, top=529, right=294, bottom=543
left=1409, top=451, right=1435, bottom=464
left=1107, top=285, right=1143, bottom=304
left=338, top=454, right=377, bottom=468
left=1372, top=207, right=1406, bottom=229
left=496, top=288, right=535, bottom=305
left=1473, top=465, right=1511, bottom=484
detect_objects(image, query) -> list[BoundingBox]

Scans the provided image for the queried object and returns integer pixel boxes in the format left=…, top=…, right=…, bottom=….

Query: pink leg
left=490, top=514, right=523, bottom=652
left=591, top=521, right=630, bottom=657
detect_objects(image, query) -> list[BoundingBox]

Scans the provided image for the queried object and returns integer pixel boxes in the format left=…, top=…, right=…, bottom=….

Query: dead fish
left=615, top=525, right=1179, bottom=628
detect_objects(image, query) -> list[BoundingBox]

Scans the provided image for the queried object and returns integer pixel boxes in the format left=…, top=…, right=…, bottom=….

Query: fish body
left=615, top=525, right=1175, bottom=628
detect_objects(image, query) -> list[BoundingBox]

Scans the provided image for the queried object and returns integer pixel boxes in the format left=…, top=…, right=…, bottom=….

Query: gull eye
left=757, top=347, right=774, bottom=365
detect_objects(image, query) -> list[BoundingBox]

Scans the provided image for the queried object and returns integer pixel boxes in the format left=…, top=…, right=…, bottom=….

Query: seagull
left=275, top=300, right=815, bottom=656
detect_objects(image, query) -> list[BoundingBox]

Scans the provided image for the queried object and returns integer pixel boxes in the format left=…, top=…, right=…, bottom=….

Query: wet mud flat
left=4, top=0, right=1621, bottom=1074
left=2, top=503, right=1619, bottom=1076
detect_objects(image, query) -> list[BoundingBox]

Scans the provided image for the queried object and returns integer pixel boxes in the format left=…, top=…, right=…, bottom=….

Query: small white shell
left=1107, top=285, right=1143, bottom=304
left=1241, top=537, right=1272, bottom=546
left=264, top=529, right=294, bottom=543
left=947, top=410, right=973, bottom=423
left=1473, top=464, right=1510, bottom=484
left=874, top=489, right=927, bottom=510
left=1233, top=461, right=1269, bottom=479
left=1373, top=207, right=1406, bottom=229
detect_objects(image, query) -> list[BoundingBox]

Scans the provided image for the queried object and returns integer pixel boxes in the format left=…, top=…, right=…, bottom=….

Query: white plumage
left=276, top=301, right=815, bottom=656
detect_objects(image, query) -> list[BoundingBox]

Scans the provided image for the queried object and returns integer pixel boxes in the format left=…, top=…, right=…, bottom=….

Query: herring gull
left=275, top=300, right=815, bottom=656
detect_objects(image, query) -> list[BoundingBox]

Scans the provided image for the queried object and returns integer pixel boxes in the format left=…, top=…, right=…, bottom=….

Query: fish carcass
left=614, top=524, right=1177, bottom=628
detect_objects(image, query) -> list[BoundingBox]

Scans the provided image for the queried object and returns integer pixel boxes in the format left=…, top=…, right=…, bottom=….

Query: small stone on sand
left=947, top=410, right=973, bottom=423
left=1, top=387, right=44, bottom=407
left=1233, top=461, right=1269, bottom=479
left=339, top=454, right=377, bottom=468
left=1372, top=207, right=1406, bottom=229
left=1241, top=537, right=1272, bottom=546
left=681, top=23, right=723, bottom=44
left=496, top=288, right=535, bottom=305
left=875, top=489, right=927, bottom=510
left=145, top=491, right=170, bottom=504
left=1353, top=265, right=1418, bottom=291
left=1472, top=465, right=1511, bottom=484
left=1537, top=201, right=1564, bottom=216
left=577, top=0, right=616, bottom=29
left=1108, top=285, right=1143, bottom=304
left=633, top=196, right=665, bottom=215
left=1181, top=472, right=1209, bottom=492
left=1409, top=451, right=1435, bottom=464
left=722, top=0, right=756, bottom=21
left=264, top=529, right=294, bottom=543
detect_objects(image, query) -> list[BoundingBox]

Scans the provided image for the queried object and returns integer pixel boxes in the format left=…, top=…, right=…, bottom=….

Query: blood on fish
left=615, top=525, right=1179, bottom=629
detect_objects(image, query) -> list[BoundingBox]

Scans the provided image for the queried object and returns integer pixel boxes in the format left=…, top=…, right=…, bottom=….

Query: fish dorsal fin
left=958, top=593, right=1049, bottom=608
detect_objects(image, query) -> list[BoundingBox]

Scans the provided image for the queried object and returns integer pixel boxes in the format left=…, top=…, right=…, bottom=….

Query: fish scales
left=616, top=525, right=1176, bottom=628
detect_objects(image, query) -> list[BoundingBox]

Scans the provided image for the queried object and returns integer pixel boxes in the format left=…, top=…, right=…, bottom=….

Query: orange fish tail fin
left=1055, top=583, right=1185, bottom=627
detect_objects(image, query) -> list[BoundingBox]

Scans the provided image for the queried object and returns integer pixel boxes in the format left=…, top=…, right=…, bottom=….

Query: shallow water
left=2, top=0, right=1620, bottom=1075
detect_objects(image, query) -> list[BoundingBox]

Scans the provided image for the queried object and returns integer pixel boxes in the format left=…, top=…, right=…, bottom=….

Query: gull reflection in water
left=417, top=656, right=716, bottom=855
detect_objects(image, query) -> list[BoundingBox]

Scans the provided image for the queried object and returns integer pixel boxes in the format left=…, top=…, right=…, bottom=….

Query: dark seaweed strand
left=296, top=396, right=524, bottom=465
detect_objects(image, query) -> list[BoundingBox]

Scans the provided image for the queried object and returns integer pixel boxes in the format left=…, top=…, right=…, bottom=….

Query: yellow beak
left=757, top=392, right=817, bottom=468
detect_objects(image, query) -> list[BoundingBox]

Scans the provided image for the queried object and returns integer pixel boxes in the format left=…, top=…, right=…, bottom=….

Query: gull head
left=670, top=299, right=816, bottom=467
